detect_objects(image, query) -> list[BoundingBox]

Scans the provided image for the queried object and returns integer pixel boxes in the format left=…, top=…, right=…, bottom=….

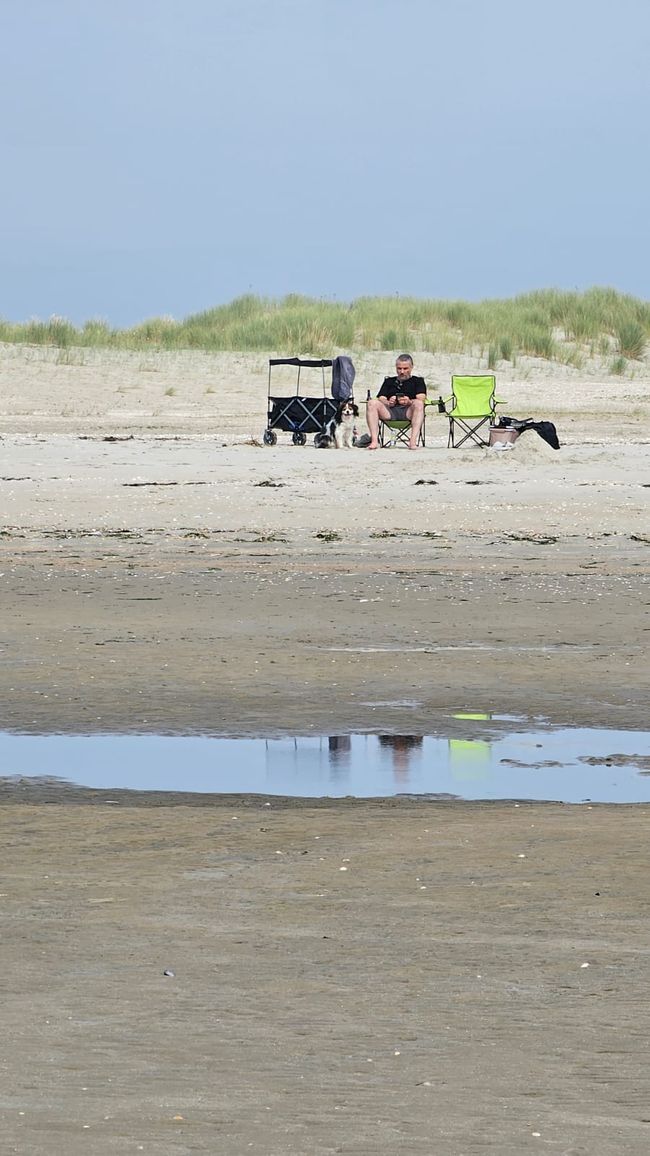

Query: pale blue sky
left=1, top=0, right=648, bottom=326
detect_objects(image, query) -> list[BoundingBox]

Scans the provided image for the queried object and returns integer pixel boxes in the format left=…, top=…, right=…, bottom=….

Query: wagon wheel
left=292, top=432, right=307, bottom=446
left=263, top=429, right=277, bottom=446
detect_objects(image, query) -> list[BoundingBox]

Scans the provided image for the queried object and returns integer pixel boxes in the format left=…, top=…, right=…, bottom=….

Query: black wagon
left=263, top=357, right=339, bottom=446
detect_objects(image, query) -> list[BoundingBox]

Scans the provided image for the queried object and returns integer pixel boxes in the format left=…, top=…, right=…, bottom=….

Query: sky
left=1, top=0, right=648, bottom=327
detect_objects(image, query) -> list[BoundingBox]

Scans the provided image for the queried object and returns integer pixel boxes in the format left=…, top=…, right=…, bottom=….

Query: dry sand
left=1, top=343, right=649, bottom=1154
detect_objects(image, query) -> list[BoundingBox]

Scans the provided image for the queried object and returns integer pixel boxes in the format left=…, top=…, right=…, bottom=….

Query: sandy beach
left=1, top=343, right=649, bottom=1153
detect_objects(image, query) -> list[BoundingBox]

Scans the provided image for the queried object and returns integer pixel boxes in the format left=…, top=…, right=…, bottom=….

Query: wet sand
left=3, top=798, right=650, bottom=1155
left=1, top=346, right=649, bottom=1152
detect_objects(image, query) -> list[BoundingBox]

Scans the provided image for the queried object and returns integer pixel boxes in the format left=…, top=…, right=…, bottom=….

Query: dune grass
left=1, top=288, right=648, bottom=366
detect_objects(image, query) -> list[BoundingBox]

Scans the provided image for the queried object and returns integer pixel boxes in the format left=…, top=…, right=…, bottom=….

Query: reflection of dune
left=264, top=737, right=329, bottom=789
left=448, top=738, right=491, bottom=781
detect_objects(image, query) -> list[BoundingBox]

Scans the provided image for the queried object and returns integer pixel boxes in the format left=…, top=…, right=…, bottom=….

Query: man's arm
left=397, top=379, right=426, bottom=404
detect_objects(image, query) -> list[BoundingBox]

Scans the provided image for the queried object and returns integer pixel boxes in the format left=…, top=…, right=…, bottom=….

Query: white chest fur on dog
left=333, top=412, right=356, bottom=448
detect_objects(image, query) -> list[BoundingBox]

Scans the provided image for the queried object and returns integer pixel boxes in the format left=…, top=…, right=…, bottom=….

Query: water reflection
left=328, top=735, right=352, bottom=776
left=378, top=735, right=424, bottom=783
left=1, top=727, right=650, bottom=802
left=448, top=738, right=491, bottom=782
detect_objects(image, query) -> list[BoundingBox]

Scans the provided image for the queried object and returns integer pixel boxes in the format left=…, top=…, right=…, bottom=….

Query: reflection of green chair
left=448, top=738, right=491, bottom=781
left=446, top=375, right=502, bottom=448
left=379, top=412, right=426, bottom=448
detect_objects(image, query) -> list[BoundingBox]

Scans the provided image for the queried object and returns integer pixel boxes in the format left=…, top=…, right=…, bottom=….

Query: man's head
left=395, top=354, right=413, bottom=380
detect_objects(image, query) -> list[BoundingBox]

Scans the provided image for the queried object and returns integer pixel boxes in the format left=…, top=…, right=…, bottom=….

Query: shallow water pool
left=1, top=726, right=650, bottom=802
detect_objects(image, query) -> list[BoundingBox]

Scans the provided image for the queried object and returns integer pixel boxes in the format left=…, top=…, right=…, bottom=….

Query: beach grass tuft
left=616, top=321, right=646, bottom=360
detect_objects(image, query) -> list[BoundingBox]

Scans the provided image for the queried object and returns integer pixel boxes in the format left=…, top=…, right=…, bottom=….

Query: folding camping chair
left=379, top=414, right=426, bottom=448
left=378, top=396, right=428, bottom=448
left=445, top=375, right=502, bottom=448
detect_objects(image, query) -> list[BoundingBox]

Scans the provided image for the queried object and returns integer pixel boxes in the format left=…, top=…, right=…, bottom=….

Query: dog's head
left=337, top=400, right=359, bottom=420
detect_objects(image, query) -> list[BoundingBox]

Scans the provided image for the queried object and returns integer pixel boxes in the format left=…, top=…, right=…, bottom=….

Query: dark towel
left=331, top=355, right=356, bottom=401
left=532, top=421, right=561, bottom=450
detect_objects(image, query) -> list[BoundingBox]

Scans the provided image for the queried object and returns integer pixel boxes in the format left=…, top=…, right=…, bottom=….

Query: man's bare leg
left=407, top=400, right=425, bottom=449
left=365, top=398, right=393, bottom=449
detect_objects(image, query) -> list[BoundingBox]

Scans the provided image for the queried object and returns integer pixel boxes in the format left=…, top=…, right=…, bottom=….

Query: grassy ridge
left=1, top=288, right=648, bottom=368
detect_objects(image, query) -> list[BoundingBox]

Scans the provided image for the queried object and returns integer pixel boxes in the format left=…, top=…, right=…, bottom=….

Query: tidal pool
left=1, top=726, right=650, bottom=802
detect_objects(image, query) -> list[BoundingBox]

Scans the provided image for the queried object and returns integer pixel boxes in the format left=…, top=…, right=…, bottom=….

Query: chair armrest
left=425, top=397, right=453, bottom=412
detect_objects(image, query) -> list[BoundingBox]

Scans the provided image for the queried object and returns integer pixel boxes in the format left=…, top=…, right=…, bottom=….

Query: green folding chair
left=379, top=411, right=426, bottom=448
left=374, top=418, right=425, bottom=448
left=445, top=375, right=502, bottom=448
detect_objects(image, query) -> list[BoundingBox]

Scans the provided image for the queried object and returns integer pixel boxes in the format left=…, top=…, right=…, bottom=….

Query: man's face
left=396, top=359, right=413, bottom=380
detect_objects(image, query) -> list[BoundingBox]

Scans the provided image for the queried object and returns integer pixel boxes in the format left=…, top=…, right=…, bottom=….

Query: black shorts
left=387, top=404, right=410, bottom=421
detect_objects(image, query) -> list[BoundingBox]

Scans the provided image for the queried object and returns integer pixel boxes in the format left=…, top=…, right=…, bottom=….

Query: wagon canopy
left=268, top=358, right=333, bottom=367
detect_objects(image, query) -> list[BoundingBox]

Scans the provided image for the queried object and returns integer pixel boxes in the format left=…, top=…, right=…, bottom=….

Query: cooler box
left=489, top=426, right=519, bottom=446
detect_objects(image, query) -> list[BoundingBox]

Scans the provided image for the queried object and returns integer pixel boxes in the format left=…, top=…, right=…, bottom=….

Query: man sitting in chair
left=365, top=354, right=427, bottom=450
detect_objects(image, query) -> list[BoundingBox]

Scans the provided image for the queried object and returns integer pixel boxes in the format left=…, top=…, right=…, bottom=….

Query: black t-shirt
left=377, top=375, right=427, bottom=400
